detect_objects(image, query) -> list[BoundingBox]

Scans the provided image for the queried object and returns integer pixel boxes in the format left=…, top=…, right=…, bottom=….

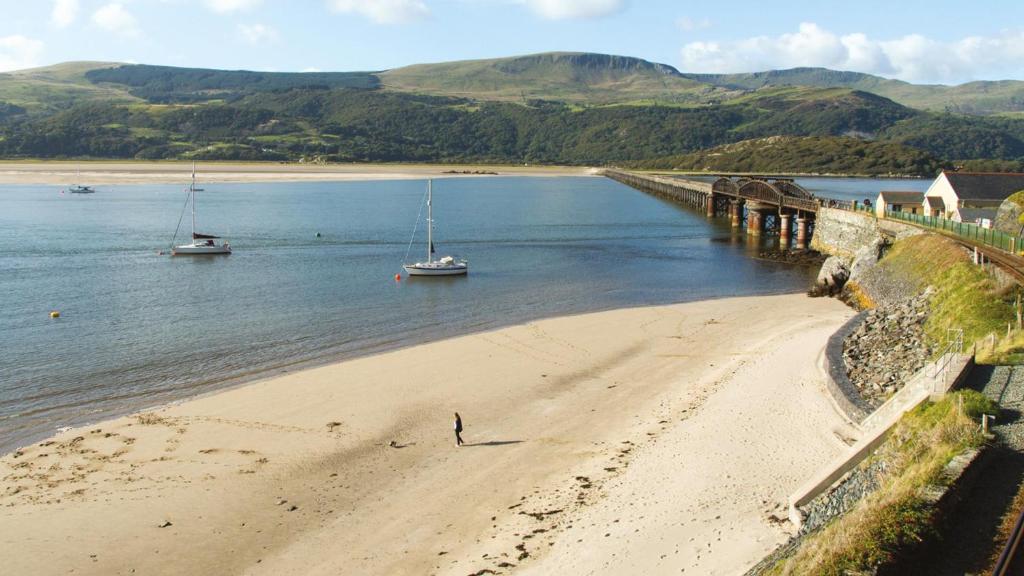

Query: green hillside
left=0, top=61, right=137, bottom=114
left=686, top=67, right=1024, bottom=115
left=627, top=135, right=942, bottom=176
left=85, top=64, right=380, bottom=103
left=380, top=52, right=734, bottom=105
left=0, top=53, right=1023, bottom=172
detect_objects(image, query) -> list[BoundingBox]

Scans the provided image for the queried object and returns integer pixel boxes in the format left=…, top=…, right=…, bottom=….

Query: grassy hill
left=0, top=61, right=137, bottom=114
left=380, top=52, right=734, bottom=105
left=627, top=135, right=942, bottom=176
left=687, top=67, right=1024, bottom=115
left=0, top=53, right=1023, bottom=171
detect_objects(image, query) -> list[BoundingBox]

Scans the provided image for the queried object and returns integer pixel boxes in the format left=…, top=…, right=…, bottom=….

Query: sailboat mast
left=426, top=179, right=433, bottom=262
left=190, top=163, right=196, bottom=239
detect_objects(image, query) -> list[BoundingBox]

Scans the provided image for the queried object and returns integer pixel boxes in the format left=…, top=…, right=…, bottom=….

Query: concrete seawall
left=821, top=311, right=873, bottom=423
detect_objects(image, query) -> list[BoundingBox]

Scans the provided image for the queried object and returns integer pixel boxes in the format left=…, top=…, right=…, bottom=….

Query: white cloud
left=680, top=23, right=1024, bottom=84
left=676, top=16, right=711, bottom=32
left=302, top=67, right=322, bottom=72
left=0, top=35, right=45, bottom=72
left=237, top=23, right=279, bottom=44
left=92, top=3, right=141, bottom=38
left=522, top=0, right=625, bottom=20
left=51, top=0, right=79, bottom=29
left=204, top=0, right=262, bottom=13
left=327, top=0, right=430, bottom=24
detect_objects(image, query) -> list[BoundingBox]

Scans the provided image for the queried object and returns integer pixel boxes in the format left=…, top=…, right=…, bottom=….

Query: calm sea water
left=0, top=176, right=835, bottom=453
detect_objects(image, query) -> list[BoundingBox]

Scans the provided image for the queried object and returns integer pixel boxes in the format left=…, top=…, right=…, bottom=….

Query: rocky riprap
left=842, top=291, right=933, bottom=407
left=757, top=248, right=828, bottom=267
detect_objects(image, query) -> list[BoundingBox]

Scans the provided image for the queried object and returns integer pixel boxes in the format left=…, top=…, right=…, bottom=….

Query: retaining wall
left=811, top=208, right=922, bottom=261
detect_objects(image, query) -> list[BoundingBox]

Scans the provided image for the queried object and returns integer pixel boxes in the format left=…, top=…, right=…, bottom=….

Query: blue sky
left=1, top=0, right=1022, bottom=84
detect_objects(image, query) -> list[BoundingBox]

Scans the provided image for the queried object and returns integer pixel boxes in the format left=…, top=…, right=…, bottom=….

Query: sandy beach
left=0, top=293, right=856, bottom=575
left=0, top=161, right=599, bottom=185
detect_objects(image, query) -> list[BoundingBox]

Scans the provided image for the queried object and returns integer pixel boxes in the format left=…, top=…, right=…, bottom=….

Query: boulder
left=994, top=190, right=1024, bottom=237
left=848, top=239, right=886, bottom=283
left=813, top=256, right=850, bottom=296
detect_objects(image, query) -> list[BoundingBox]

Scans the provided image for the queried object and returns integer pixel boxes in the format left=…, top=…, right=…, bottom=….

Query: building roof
left=877, top=191, right=924, bottom=204
left=943, top=171, right=1024, bottom=201
left=926, top=195, right=946, bottom=210
left=957, top=207, right=997, bottom=222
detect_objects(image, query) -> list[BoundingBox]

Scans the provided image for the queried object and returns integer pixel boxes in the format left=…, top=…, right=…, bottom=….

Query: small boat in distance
left=171, top=164, right=231, bottom=256
left=67, top=168, right=96, bottom=194
left=403, top=180, right=467, bottom=276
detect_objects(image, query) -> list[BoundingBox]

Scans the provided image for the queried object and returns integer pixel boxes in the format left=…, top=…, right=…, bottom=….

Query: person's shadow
left=465, top=440, right=523, bottom=447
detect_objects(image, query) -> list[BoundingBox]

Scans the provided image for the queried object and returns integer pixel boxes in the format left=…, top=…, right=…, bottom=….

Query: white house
left=875, top=191, right=925, bottom=218
left=921, top=170, right=1024, bottom=222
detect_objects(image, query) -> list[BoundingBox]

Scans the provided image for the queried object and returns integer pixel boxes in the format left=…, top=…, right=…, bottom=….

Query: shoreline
left=2, top=289, right=808, bottom=458
left=0, top=160, right=601, bottom=185
left=1, top=293, right=856, bottom=575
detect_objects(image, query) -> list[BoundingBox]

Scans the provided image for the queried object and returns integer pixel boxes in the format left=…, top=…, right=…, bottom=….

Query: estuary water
left=1, top=176, right=828, bottom=453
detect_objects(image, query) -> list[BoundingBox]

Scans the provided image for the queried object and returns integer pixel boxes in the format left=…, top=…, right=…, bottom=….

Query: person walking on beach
left=454, top=412, right=464, bottom=447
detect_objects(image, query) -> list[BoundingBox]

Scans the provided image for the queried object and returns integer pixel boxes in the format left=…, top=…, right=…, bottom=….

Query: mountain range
left=1, top=52, right=1023, bottom=175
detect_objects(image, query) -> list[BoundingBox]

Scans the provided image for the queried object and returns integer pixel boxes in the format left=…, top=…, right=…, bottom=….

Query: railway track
left=993, top=502, right=1024, bottom=576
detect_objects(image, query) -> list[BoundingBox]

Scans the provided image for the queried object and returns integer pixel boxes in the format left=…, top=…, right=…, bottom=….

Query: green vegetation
left=869, top=235, right=1017, bottom=352
left=0, top=85, right=919, bottom=165
left=2, top=54, right=1024, bottom=169
left=379, top=52, right=733, bottom=105
left=771, top=391, right=995, bottom=575
left=85, top=64, right=379, bottom=103
left=687, top=67, right=1024, bottom=115
left=881, top=113, right=1024, bottom=160
left=627, top=136, right=941, bottom=176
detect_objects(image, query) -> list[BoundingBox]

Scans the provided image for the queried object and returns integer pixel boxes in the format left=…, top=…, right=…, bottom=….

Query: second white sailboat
left=403, top=179, right=466, bottom=276
left=171, top=164, right=231, bottom=256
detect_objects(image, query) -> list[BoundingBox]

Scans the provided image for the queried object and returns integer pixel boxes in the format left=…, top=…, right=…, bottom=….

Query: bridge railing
left=885, top=210, right=1022, bottom=254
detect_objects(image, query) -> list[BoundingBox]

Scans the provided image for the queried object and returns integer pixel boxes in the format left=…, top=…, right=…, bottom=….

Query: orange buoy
left=49, top=310, right=60, bottom=319
left=394, top=273, right=401, bottom=282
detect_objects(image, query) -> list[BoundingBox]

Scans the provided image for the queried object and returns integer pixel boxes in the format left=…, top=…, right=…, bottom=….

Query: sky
left=0, top=0, right=1023, bottom=84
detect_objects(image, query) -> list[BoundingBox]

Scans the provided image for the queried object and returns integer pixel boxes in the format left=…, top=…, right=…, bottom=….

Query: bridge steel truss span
left=605, top=169, right=821, bottom=247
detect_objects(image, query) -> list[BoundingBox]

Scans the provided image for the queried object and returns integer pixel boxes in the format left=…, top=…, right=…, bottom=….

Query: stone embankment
left=807, top=208, right=934, bottom=409
left=842, top=291, right=934, bottom=407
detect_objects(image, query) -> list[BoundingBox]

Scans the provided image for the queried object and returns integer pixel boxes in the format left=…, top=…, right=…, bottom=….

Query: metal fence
left=884, top=210, right=1022, bottom=254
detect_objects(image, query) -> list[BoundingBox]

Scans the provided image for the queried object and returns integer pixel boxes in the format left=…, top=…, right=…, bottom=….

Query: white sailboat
left=171, top=164, right=231, bottom=256
left=67, top=168, right=95, bottom=194
left=403, top=180, right=467, bottom=276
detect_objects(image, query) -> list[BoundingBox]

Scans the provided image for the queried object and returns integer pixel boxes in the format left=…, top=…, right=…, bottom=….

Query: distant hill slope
left=0, top=53, right=1023, bottom=171
left=85, top=64, right=380, bottom=103
left=685, top=67, right=1024, bottom=115
left=628, top=135, right=942, bottom=176
left=380, top=52, right=734, bottom=104
left=0, top=61, right=137, bottom=113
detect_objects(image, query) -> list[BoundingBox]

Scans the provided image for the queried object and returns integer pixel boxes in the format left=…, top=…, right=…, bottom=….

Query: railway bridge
left=604, top=169, right=826, bottom=248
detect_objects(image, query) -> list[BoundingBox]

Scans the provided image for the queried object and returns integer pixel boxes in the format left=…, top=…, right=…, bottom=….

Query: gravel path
left=906, top=365, right=1024, bottom=575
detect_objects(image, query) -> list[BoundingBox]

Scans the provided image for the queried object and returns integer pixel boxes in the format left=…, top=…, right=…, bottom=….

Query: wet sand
left=0, top=293, right=856, bottom=575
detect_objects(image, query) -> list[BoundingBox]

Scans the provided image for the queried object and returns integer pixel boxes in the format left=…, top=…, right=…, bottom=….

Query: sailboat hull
left=172, top=243, right=232, bottom=256
left=403, top=263, right=467, bottom=276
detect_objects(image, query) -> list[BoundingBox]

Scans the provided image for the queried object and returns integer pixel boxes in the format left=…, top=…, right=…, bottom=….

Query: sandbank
left=0, top=293, right=856, bottom=575
left=0, top=161, right=599, bottom=185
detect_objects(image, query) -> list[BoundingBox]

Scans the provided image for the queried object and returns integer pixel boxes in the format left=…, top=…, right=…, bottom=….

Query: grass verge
left=871, top=234, right=1017, bottom=354
left=770, top=391, right=995, bottom=575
